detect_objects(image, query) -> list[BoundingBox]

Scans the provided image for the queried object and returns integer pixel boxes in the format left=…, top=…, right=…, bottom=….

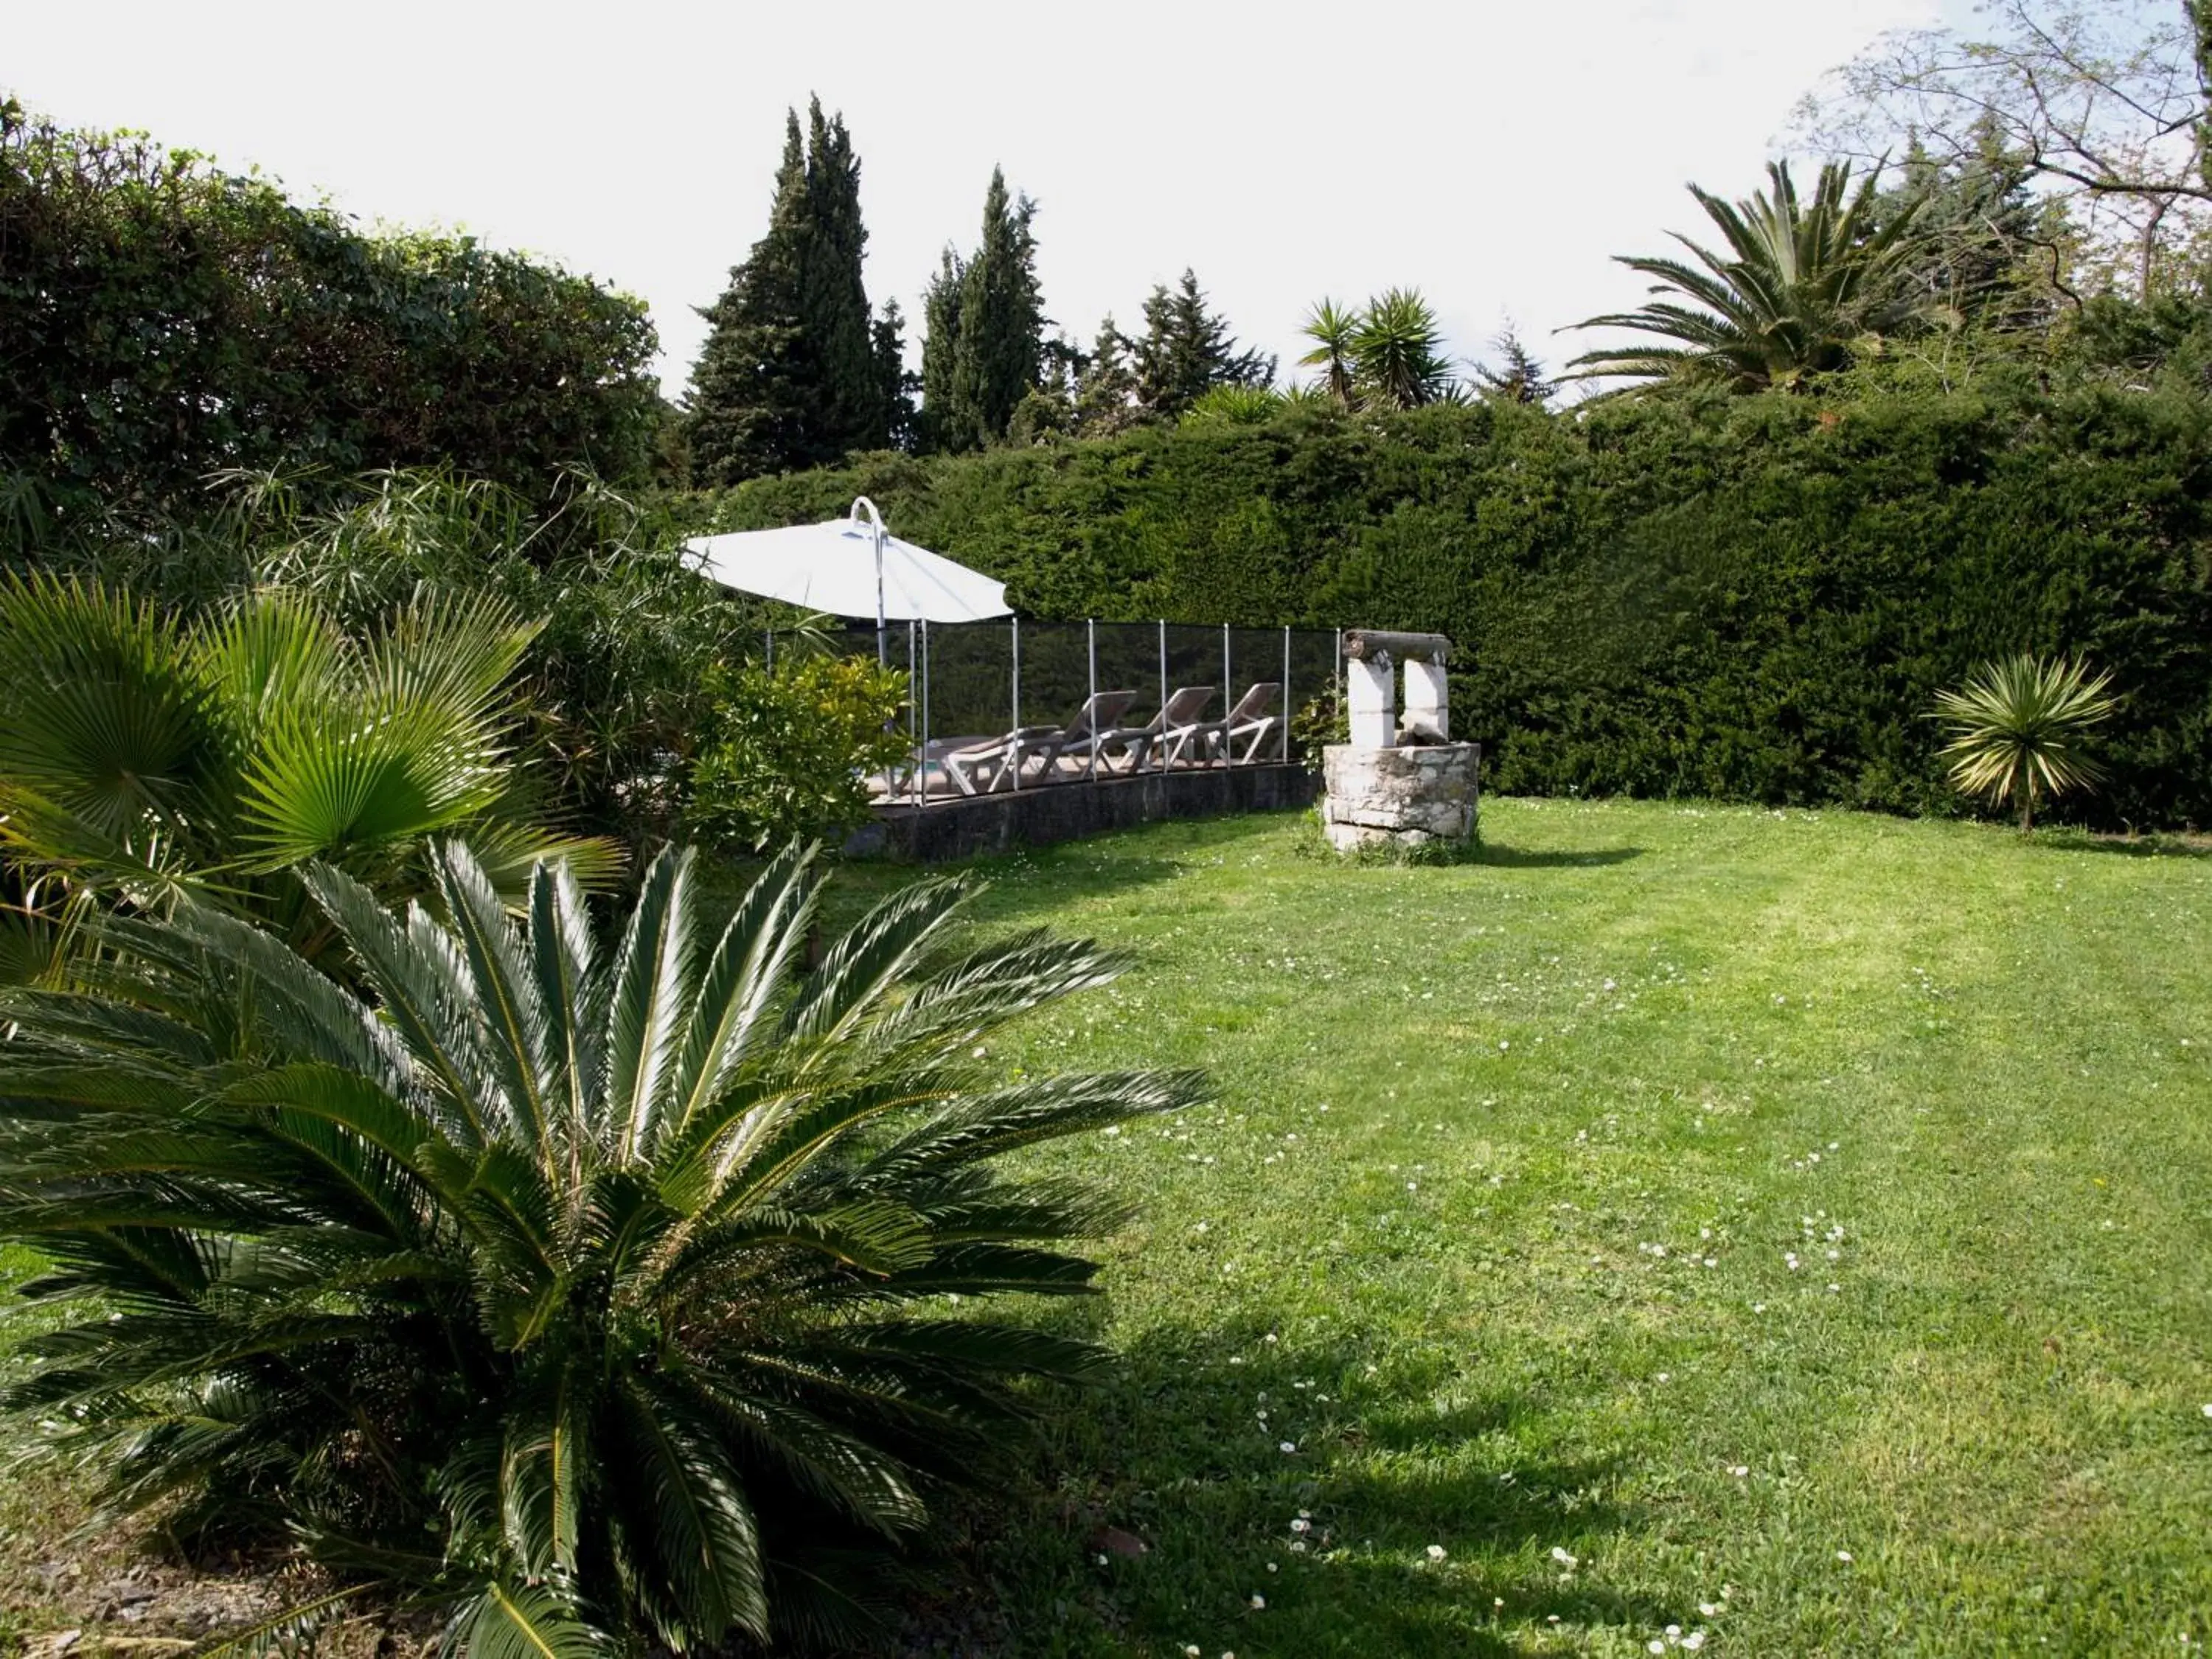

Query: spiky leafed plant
left=1295, top=299, right=1362, bottom=408
left=1350, top=288, right=1459, bottom=410
left=1933, top=653, right=2118, bottom=830
left=1568, top=159, right=1926, bottom=392
left=1180, top=384, right=1284, bottom=426
left=0, top=840, right=1205, bottom=1652
left=0, top=575, right=617, bottom=973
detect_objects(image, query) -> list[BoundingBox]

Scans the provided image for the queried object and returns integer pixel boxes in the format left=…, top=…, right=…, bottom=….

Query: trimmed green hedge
left=1, top=100, right=658, bottom=528
left=684, top=386, right=2212, bottom=828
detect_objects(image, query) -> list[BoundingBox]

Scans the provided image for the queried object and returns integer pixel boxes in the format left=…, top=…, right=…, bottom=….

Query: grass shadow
left=2034, top=828, right=2212, bottom=860
left=1467, top=842, right=1645, bottom=869
left=902, top=1319, right=1671, bottom=1657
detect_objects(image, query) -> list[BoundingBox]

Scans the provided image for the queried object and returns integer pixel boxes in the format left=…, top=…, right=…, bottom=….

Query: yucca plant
left=1350, top=288, right=1459, bottom=410
left=1933, top=653, right=2118, bottom=830
left=1295, top=299, right=1362, bottom=408
left=0, top=840, right=1203, bottom=1652
left=0, top=574, right=617, bottom=973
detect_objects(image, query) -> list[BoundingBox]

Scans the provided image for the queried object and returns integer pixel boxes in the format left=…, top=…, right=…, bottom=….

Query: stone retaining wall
left=856, top=763, right=1319, bottom=863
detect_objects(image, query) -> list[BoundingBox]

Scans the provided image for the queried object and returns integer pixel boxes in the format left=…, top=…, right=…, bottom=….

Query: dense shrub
left=686, top=653, right=913, bottom=852
left=684, top=385, right=2212, bottom=827
left=0, top=97, right=659, bottom=530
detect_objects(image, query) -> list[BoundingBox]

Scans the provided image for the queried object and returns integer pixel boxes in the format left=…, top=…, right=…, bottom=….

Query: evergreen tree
left=1074, top=319, right=1143, bottom=435
left=872, top=299, right=917, bottom=451
left=1132, top=269, right=1274, bottom=417
left=796, top=97, right=880, bottom=456
left=1880, top=125, right=2056, bottom=335
left=683, top=100, right=888, bottom=485
left=917, top=247, right=967, bottom=453
left=1475, top=325, right=1557, bottom=406
left=684, top=114, right=811, bottom=485
left=946, top=167, right=1047, bottom=449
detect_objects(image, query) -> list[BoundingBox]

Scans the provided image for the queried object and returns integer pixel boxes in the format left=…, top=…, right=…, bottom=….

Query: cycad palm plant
left=1933, top=653, right=2118, bottom=830
left=1568, top=159, right=1924, bottom=391
left=0, top=841, right=1204, bottom=1652
left=0, top=574, right=616, bottom=970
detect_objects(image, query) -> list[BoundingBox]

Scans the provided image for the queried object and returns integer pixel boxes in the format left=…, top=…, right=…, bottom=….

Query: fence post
left=1085, top=619, right=1099, bottom=779
left=918, top=619, right=930, bottom=808
left=1221, top=622, right=1232, bottom=771
left=1157, top=620, right=1168, bottom=773
left=1281, top=625, right=1292, bottom=765
left=1010, top=615, right=1022, bottom=791
left=907, top=619, right=919, bottom=809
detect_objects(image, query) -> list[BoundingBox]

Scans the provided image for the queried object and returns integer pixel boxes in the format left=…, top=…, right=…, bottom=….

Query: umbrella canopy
left=684, top=498, right=1011, bottom=624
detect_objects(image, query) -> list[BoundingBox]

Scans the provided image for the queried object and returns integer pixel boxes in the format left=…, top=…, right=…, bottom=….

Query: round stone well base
left=1321, top=741, right=1481, bottom=852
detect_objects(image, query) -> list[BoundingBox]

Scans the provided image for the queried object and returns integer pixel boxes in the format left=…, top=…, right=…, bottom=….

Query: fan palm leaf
left=0, top=577, right=615, bottom=977
left=0, top=839, right=1203, bottom=1652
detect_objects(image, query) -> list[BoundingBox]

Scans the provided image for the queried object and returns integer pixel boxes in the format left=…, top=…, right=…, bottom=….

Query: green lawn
left=895, top=799, right=2212, bottom=1658
left=5, top=798, right=2211, bottom=1658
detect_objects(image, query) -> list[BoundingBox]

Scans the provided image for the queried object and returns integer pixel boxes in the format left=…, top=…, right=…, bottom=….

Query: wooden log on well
left=1342, top=629, right=1450, bottom=664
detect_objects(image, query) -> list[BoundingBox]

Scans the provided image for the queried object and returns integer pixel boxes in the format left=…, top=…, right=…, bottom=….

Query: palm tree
left=1350, top=288, right=1459, bottom=409
left=1297, top=299, right=1362, bottom=407
left=0, top=840, right=1206, bottom=1652
left=0, top=575, right=616, bottom=972
left=1933, top=653, right=2117, bottom=830
left=1568, top=159, right=1926, bottom=392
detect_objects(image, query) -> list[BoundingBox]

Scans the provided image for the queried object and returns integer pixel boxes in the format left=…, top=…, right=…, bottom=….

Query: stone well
left=1319, top=628, right=1481, bottom=852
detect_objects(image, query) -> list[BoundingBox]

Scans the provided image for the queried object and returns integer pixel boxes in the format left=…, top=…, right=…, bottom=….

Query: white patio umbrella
left=684, top=498, right=1011, bottom=644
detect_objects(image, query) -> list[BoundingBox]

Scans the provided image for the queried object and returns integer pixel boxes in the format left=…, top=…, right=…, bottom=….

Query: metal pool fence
left=763, top=620, right=1343, bottom=805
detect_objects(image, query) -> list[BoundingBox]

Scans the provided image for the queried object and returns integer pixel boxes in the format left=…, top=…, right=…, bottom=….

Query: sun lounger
left=941, top=725, right=1065, bottom=795
left=1206, top=681, right=1284, bottom=765
left=941, top=691, right=1142, bottom=794
left=1093, top=685, right=1218, bottom=773
left=1026, top=689, right=1139, bottom=780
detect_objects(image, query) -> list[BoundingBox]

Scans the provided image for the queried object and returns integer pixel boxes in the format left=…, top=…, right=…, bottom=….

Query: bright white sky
left=11, top=0, right=1967, bottom=400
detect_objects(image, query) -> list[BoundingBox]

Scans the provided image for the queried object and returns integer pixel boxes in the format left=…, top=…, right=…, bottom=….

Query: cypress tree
left=1132, top=269, right=1273, bottom=416
left=683, top=99, right=888, bottom=484
left=797, top=97, right=880, bottom=457
left=928, top=167, right=1047, bottom=452
left=684, top=114, right=811, bottom=485
left=917, top=248, right=967, bottom=453
left=872, top=299, right=917, bottom=451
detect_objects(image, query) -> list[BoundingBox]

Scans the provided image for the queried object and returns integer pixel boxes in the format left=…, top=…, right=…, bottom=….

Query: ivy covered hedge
left=685, top=384, right=2212, bottom=828
left=0, top=98, right=660, bottom=527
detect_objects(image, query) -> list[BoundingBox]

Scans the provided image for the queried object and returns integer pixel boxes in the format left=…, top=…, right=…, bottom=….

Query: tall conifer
left=917, top=248, right=967, bottom=453
left=684, top=114, right=811, bottom=485
left=1132, top=269, right=1273, bottom=416
left=683, top=99, right=890, bottom=484
left=872, top=299, right=917, bottom=451
left=919, top=167, right=1047, bottom=451
left=797, top=98, right=879, bottom=457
